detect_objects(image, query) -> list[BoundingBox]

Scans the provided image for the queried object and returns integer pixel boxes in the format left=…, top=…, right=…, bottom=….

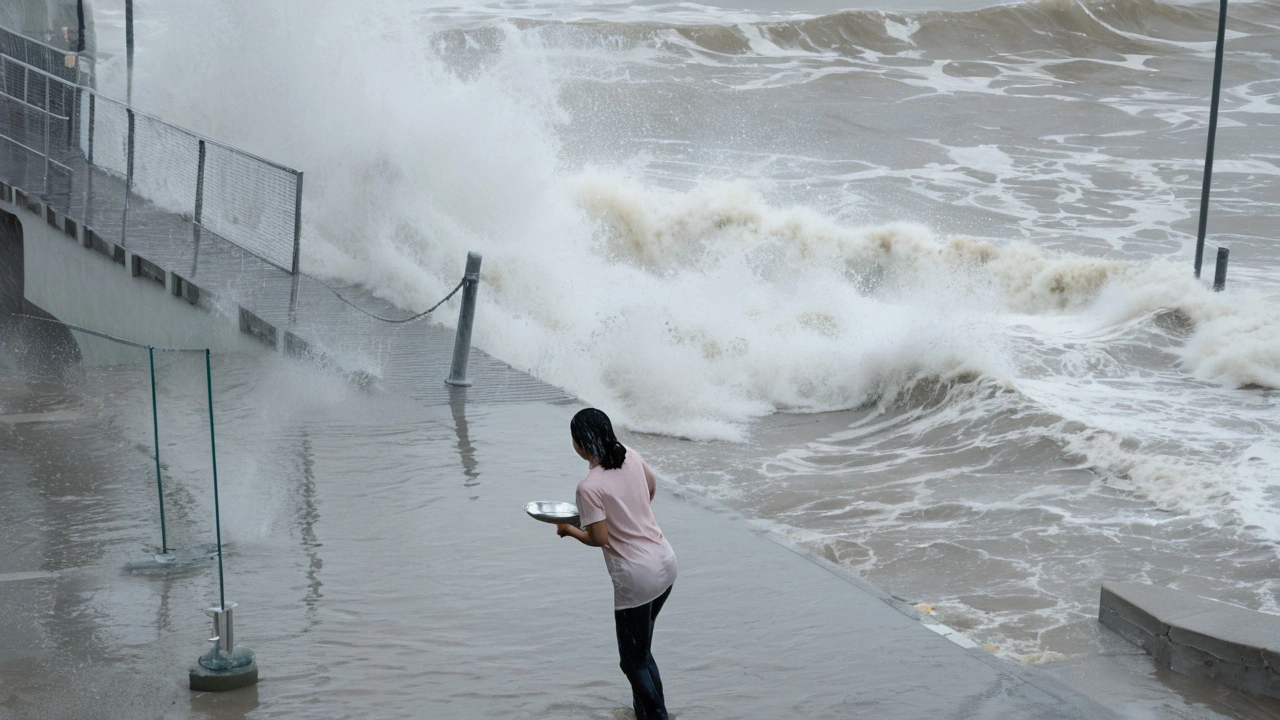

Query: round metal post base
left=190, top=645, right=257, bottom=692
left=190, top=658, right=258, bottom=692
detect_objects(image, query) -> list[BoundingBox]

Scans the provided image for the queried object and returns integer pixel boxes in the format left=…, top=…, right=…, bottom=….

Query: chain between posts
left=303, top=273, right=466, bottom=324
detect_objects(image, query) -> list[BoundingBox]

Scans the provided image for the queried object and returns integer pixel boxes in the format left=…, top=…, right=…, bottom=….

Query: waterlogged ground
left=0, top=349, right=1278, bottom=719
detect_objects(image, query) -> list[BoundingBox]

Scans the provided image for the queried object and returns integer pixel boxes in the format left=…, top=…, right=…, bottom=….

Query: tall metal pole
left=149, top=347, right=168, bottom=554
left=1194, top=0, right=1229, bottom=279
left=86, top=93, right=95, bottom=164
left=125, top=0, right=134, bottom=106
left=192, top=140, right=206, bottom=275
left=205, top=349, right=225, bottom=611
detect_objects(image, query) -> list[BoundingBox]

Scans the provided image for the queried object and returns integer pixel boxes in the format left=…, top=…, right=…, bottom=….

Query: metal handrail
left=0, top=133, right=73, bottom=173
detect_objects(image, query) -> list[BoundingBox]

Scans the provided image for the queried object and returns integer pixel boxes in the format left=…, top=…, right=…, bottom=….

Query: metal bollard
left=1213, top=246, right=1229, bottom=292
left=445, top=252, right=482, bottom=387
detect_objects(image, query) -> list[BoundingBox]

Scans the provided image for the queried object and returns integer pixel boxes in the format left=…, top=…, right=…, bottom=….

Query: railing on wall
left=0, top=26, right=304, bottom=309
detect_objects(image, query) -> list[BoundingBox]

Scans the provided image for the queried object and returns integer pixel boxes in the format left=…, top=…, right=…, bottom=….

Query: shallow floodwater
left=1, top=340, right=1279, bottom=719
left=11, top=0, right=1280, bottom=716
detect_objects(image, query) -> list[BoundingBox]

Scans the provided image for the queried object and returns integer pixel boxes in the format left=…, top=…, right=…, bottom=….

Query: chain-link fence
left=0, top=26, right=303, bottom=276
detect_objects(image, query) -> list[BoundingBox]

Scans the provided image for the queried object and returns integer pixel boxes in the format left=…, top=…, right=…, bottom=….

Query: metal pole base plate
left=189, top=658, right=258, bottom=692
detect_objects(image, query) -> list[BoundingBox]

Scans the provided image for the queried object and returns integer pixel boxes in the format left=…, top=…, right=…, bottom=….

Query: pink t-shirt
left=576, top=448, right=677, bottom=610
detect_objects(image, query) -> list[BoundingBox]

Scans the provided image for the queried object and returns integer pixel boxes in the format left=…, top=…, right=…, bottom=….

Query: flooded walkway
left=0, top=353, right=1115, bottom=718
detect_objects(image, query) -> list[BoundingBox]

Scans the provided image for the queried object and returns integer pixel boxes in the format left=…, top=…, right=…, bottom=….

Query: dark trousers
left=614, top=584, right=673, bottom=720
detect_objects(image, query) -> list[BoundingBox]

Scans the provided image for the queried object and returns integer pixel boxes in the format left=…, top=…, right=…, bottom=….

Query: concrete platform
left=1100, top=581, right=1280, bottom=700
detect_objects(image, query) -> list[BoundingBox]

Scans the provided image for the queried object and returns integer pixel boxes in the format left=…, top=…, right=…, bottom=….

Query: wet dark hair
left=570, top=408, right=627, bottom=470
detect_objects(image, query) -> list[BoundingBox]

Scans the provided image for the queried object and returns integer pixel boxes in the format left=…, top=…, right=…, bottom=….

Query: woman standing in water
left=557, top=408, right=678, bottom=720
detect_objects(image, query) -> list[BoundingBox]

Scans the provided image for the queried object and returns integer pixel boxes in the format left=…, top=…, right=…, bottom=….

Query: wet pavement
left=0, top=352, right=1118, bottom=718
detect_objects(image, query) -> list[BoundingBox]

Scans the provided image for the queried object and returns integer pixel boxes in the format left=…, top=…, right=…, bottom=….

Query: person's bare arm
left=643, top=460, right=657, bottom=501
left=558, top=519, right=609, bottom=547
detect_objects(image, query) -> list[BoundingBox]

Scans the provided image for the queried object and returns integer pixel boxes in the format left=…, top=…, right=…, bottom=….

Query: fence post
left=190, top=139, right=206, bottom=273
left=41, top=86, right=50, bottom=193
left=84, top=92, right=95, bottom=224
left=86, top=92, right=94, bottom=165
left=121, top=107, right=134, bottom=246
left=289, top=171, right=303, bottom=323
left=194, top=139, right=206, bottom=224
left=445, top=252, right=482, bottom=387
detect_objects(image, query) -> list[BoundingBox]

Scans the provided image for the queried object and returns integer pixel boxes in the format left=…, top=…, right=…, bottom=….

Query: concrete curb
left=1099, top=581, right=1280, bottom=700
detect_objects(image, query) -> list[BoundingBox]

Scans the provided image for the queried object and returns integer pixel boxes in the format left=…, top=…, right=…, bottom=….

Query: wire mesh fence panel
left=0, top=60, right=44, bottom=155
left=0, top=55, right=19, bottom=100
left=89, top=93, right=130, bottom=179
left=200, top=143, right=299, bottom=272
left=0, top=92, right=35, bottom=156
left=0, top=58, right=75, bottom=168
left=48, top=80, right=76, bottom=158
left=133, top=113, right=200, bottom=219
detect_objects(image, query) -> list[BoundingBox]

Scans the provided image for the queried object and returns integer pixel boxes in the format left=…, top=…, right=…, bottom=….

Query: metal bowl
left=525, top=500, right=580, bottom=527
